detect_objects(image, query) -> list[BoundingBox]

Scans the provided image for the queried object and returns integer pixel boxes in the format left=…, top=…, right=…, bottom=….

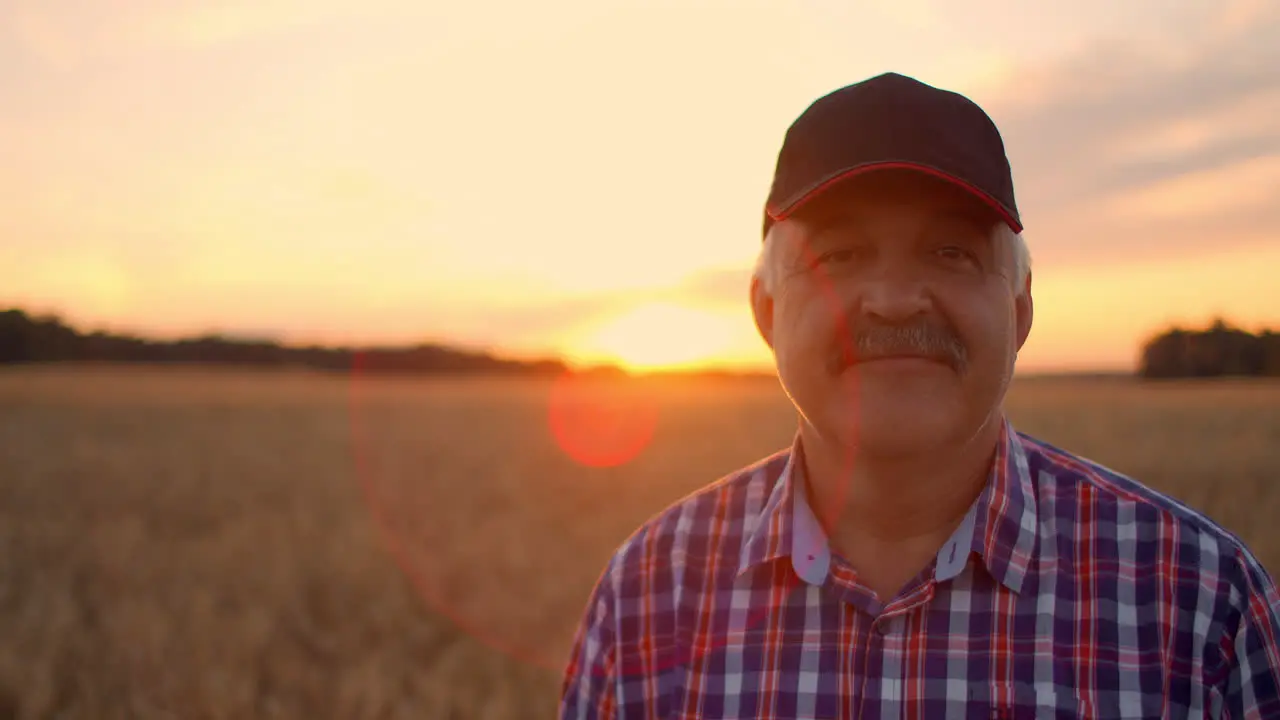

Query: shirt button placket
left=875, top=615, right=905, bottom=715
left=874, top=615, right=895, bottom=636
left=860, top=609, right=890, bottom=717
left=857, top=614, right=884, bottom=720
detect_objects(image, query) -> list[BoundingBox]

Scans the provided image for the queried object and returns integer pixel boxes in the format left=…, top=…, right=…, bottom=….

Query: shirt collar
left=736, top=418, right=1038, bottom=594
left=736, top=438, right=802, bottom=579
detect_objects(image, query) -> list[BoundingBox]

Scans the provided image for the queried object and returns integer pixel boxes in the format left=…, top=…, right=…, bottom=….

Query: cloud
left=677, top=267, right=755, bottom=309
left=114, top=0, right=406, bottom=51
left=2, top=0, right=413, bottom=68
left=7, top=4, right=83, bottom=70
left=1096, top=155, right=1280, bottom=226
left=968, top=2, right=1280, bottom=268
left=422, top=294, right=636, bottom=353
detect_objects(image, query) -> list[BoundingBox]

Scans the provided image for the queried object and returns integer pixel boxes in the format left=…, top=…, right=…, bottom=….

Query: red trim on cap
left=770, top=162, right=1024, bottom=233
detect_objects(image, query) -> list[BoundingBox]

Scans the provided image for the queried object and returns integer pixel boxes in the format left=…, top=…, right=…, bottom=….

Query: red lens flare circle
left=547, top=370, right=658, bottom=469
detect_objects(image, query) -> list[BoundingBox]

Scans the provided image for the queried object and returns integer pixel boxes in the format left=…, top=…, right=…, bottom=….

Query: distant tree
left=1139, top=328, right=1186, bottom=378
left=0, top=309, right=32, bottom=362
left=1139, top=318, right=1277, bottom=379
left=0, top=310, right=84, bottom=363
left=1263, top=331, right=1280, bottom=377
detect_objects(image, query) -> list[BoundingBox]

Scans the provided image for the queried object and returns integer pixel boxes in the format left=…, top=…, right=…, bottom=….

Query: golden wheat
left=1, top=365, right=1276, bottom=719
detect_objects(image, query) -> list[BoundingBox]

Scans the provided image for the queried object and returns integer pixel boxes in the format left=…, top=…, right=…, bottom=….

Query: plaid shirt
left=560, top=419, right=1280, bottom=719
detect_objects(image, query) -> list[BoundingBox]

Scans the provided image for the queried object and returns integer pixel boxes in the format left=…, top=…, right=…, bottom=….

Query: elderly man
left=559, top=72, right=1280, bottom=719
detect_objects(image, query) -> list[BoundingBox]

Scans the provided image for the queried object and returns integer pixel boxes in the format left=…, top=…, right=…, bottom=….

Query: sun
left=571, top=302, right=739, bottom=372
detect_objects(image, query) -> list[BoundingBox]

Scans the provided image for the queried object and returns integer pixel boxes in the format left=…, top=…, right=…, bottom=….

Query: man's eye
left=937, top=246, right=978, bottom=264
left=814, top=249, right=858, bottom=266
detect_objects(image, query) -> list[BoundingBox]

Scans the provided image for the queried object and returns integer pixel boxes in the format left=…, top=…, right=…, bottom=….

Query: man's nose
left=857, top=270, right=932, bottom=323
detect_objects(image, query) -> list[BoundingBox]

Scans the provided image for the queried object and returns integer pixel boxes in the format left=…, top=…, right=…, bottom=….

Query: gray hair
left=753, top=221, right=1031, bottom=297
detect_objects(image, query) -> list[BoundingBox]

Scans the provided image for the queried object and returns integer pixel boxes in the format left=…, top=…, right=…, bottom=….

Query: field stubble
left=0, top=365, right=1277, bottom=719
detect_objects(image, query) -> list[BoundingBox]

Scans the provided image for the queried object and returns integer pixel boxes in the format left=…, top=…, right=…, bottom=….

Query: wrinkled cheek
left=772, top=341, right=813, bottom=400
left=965, top=336, right=1019, bottom=409
left=775, top=310, right=834, bottom=377
left=995, top=322, right=1020, bottom=377
left=770, top=326, right=828, bottom=411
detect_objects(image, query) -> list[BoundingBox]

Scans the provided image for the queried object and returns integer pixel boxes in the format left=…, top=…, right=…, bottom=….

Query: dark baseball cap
left=763, top=72, right=1021, bottom=237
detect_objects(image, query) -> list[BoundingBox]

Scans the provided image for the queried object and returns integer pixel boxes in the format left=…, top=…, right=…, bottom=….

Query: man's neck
left=798, top=417, right=1003, bottom=552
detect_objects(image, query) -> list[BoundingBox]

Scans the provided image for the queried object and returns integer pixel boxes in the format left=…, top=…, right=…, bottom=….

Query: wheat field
left=1, top=365, right=1277, bottom=719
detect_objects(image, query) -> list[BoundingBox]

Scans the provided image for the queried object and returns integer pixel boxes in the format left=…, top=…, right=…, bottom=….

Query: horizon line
left=5, top=305, right=1275, bottom=379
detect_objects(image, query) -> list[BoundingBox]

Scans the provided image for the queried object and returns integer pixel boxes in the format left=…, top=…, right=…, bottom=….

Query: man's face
left=752, top=171, right=1033, bottom=457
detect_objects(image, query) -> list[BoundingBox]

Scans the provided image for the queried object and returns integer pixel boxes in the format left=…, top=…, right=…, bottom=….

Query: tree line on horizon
left=0, top=308, right=1276, bottom=379
left=1138, top=318, right=1280, bottom=379
left=0, top=308, right=571, bottom=376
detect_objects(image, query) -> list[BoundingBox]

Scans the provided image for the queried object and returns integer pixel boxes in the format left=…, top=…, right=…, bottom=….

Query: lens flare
left=547, top=370, right=658, bottom=468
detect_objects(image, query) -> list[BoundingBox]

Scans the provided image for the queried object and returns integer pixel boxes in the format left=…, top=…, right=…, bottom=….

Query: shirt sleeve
left=1218, top=546, right=1280, bottom=719
left=559, top=561, right=619, bottom=720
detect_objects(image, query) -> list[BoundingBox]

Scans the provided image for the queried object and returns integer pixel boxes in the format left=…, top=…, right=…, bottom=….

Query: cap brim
left=768, top=161, right=1023, bottom=233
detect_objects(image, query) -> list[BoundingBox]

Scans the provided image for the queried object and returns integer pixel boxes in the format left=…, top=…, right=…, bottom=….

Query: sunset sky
left=3, top=0, right=1278, bottom=373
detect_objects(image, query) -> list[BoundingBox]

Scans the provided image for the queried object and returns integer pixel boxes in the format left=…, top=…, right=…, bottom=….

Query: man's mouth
left=846, top=351, right=951, bottom=369
left=833, top=345, right=962, bottom=374
left=856, top=353, right=947, bottom=365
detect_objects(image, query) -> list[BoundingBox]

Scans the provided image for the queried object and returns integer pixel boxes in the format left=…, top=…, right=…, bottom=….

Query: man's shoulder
left=1017, top=431, right=1272, bottom=585
left=598, top=448, right=790, bottom=583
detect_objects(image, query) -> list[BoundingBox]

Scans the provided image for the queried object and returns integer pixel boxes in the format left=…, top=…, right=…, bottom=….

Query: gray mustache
left=829, top=322, right=968, bottom=372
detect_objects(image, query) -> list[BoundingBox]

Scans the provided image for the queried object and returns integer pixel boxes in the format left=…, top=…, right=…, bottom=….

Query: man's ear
left=751, top=275, right=775, bottom=351
left=1015, top=271, right=1033, bottom=351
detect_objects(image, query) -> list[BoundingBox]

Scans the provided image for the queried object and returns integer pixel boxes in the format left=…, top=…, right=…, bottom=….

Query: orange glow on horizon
left=565, top=302, right=742, bottom=373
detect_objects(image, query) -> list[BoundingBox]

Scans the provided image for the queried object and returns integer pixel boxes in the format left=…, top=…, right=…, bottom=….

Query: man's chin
left=820, top=396, right=961, bottom=453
